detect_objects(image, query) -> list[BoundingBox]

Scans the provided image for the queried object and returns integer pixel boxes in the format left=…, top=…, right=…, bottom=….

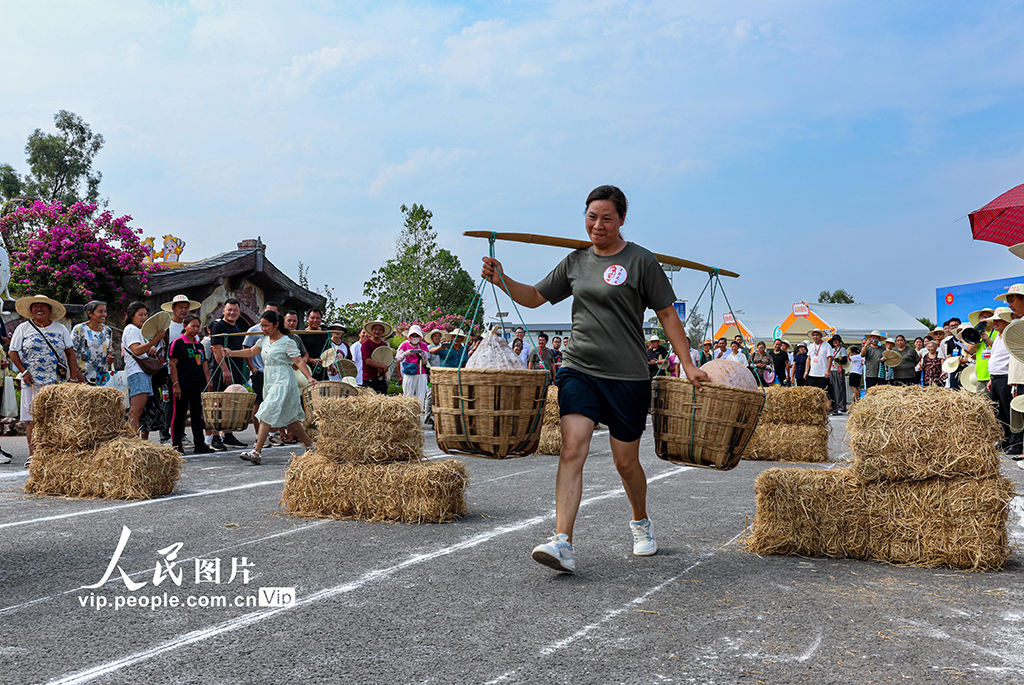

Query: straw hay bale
left=863, top=476, right=1014, bottom=570
left=747, top=468, right=869, bottom=559
left=281, top=452, right=468, bottom=523
left=864, top=384, right=901, bottom=398
left=758, top=387, right=829, bottom=426
left=742, top=424, right=829, bottom=463
left=313, top=395, right=423, bottom=463
left=746, top=467, right=1015, bottom=571
left=543, top=385, right=560, bottom=426
left=537, top=424, right=561, bottom=455
left=847, top=386, right=1002, bottom=481
left=32, top=384, right=132, bottom=450
left=25, top=437, right=182, bottom=500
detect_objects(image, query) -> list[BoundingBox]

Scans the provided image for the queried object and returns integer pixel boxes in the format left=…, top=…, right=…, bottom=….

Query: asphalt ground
left=1, top=416, right=1023, bottom=685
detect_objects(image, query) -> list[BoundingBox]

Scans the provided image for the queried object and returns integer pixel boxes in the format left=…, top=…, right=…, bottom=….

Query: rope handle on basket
left=202, top=330, right=253, bottom=394
left=450, top=232, right=551, bottom=452
left=484, top=232, right=550, bottom=447
left=679, top=269, right=767, bottom=465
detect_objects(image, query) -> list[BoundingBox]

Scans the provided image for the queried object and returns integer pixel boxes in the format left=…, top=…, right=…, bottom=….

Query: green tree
left=685, top=305, right=707, bottom=349
left=818, top=288, right=855, bottom=304
left=917, top=316, right=936, bottom=331
left=297, top=261, right=342, bottom=323
left=1, top=110, right=105, bottom=210
left=362, top=204, right=476, bottom=324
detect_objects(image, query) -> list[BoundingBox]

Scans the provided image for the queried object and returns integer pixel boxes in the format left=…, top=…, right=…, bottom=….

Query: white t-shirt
left=517, top=338, right=532, bottom=365
left=724, top=350, right=746, bottom=365
left=166, top=320, right=185, bottom=368
left=352, top=339, right=364, bottom=385
left=122, top=324, right=159, bottom=376
left=168, top=320, right=185, bottom=344
left=244, top=323, right=264, bottom=372
left=850, top=354, right=865, bottom=375
left=807, top=342, right=831, bottom=377
left=989, top=332, right=1010, bottom=376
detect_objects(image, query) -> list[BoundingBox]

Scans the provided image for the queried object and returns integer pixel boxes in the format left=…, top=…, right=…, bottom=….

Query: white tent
left=779, top=302, right=929, bottom=342
left=713, top=313, right=783, bottom=343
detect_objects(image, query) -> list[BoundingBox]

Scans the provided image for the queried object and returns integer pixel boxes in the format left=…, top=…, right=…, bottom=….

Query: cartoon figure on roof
left=142, top=235, right=186, bottom=264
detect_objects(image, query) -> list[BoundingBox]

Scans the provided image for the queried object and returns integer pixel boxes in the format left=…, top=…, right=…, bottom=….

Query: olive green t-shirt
left=535, top=242, right=677, bottom=381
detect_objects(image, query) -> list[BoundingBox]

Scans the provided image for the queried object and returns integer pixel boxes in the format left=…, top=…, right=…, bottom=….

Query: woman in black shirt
left=169, top=315, right=213, bottom=454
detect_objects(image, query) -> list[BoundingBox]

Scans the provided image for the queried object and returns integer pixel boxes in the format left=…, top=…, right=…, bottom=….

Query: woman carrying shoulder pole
left=226, top=311, right=316, bottom=465
left=481, top=185, right=708, bottom=574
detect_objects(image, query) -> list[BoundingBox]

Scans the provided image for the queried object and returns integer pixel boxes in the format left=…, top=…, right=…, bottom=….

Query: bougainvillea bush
left=0, top=200, right=159, bottom=309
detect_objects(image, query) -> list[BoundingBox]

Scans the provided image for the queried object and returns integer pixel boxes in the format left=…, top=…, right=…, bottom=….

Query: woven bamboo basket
left=651, top=377, right=764, bottom=470
left=302, top=380, right=359, bottom=425
left=430, top=368, right=550, bottom=459
left=201, top=391, right=256, bottom=432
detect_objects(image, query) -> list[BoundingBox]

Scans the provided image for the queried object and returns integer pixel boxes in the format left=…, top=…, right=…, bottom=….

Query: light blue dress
left=255, top=335, right=305, bottom=428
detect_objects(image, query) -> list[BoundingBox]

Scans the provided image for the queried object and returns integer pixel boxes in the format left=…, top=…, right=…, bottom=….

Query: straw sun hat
left=941, top=356, right=961, bottom=375
left=15, top=294, right=66, bottom=321
left=362, top=318, right=394, bottom=338
left=994, top=284, right=1024, bottom=302
left=160, top=294, right=201, bottom=313
left=1002, top=320, right=1024, bottom=364
left=969, top=309, right=995, bottom=328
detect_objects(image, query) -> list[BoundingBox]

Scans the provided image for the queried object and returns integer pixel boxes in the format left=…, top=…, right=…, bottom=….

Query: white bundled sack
left=465, top=327, right=527, bottom=370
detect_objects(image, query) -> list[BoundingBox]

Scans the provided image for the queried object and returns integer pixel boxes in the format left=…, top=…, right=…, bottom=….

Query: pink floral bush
left=398, top=308, right=484, bottom=335
left=0, top=200, right=159, bottom=309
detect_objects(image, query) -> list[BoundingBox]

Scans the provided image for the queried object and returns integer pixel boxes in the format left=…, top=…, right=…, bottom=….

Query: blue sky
left=3, top=0, right=1024, bottom=328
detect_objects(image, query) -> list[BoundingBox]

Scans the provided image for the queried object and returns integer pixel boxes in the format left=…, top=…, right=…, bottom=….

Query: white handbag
left=2, top=374, right=18, bottom=419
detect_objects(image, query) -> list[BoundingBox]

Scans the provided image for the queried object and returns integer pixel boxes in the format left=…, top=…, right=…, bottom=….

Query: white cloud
left=257, top=40, right=385, bottom=100
left=369, top=147, right=478, bottom=196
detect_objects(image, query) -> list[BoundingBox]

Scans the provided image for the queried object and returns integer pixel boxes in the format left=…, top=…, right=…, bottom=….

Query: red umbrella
left=970, top=182, right=1024, bottom=245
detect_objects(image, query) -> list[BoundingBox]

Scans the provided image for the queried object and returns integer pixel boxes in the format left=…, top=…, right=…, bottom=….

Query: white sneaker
left=1018, top=460, right=1024, bottom=470
left=630, top=518, right=658, bottom=556
left=532, top=533, right=576, bottom=573
left=0, top=452, right=11, bottom=465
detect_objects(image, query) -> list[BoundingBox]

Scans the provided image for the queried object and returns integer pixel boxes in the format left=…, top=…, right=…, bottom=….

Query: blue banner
left=936, top=276, right=1024, bottom=324
left=673, top=300, right=686, bottom=322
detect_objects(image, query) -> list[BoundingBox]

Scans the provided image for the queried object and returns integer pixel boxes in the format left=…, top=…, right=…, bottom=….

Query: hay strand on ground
left=313, top=395, right=423, bottom=463
left=847, top=386, right=1002, bottom=481
left=742, top=424, right=830, bottom=462
left=32, top=384, right=132, bottom=450
left=280, top=452, right=468, bottom=523
left=25, top=437, right=182, bottom=500
left=537, top=424, right=561, bottom=455
left=745, top=467, right=1014, bottom=571
left=758, top=387, right=830, bottom=426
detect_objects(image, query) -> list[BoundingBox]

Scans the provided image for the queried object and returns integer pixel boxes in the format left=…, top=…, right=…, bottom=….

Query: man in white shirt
left=803, top=329, right=833, bottom=405
left=352, top=328, right=368, bottom=386
left=984, top=308, right=1013, bottom=454
left=514, top=327, right=532, bottom=365
left=713, top=337, right=728, bottom=360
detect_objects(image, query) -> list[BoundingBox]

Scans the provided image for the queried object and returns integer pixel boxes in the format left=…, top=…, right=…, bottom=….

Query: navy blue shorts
left=555, top=367, right=651, bottom=443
